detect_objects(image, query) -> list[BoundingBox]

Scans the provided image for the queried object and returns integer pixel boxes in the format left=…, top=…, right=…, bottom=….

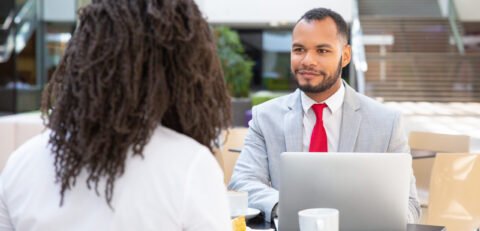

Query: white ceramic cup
left=227, top=191, right=248, bottom=217
left=298, top=208, right=339, bottom=231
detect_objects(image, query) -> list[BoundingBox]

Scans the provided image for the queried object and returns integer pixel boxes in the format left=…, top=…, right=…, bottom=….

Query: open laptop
left=278, top=152, right=411, bottom=231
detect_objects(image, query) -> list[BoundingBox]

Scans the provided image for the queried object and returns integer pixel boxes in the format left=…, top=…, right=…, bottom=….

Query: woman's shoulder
left=2, top=131, right=51, bottom=175
left=149, top=126, right=210, bottom=153
left=140, top=125, right=216, bottom=168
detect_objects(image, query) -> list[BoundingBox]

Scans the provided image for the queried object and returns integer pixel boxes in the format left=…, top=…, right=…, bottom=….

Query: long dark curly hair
left=41, top=0, right=231, bottom=206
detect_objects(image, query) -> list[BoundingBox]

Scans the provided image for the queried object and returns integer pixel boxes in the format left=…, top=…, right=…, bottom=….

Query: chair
left=0, top=113, right=44, bottom=171
left=409, top=132, right=470, bottom=206
left=426, top=153, right=480, bottom=231
left=215, top=128, right=248, bottom=185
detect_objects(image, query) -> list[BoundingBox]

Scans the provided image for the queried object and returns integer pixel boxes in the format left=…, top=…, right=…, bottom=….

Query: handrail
left=447, top=0, right=464, bottom=55
left=0, top=30, right=14, bottom=63
left=350, top=0, right=368, bottom=94
left=0, top=10, right=15, bottom=63
left=0, top=0, right=36, bottom=63
left=14, top=0, right=35, bottom=25
left=1, top=10, right=15, bottom=30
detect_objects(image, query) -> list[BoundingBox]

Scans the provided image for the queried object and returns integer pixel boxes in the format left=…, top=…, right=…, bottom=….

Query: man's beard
left=295, top=56, right=343, bottom=94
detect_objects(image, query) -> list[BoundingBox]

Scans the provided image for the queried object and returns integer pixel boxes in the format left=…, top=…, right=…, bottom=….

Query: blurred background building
left=1, top=0, right=480, bottom=115
left=1, top=0, right=480, bottom=136
left=0, top=0, right=76, bottom=115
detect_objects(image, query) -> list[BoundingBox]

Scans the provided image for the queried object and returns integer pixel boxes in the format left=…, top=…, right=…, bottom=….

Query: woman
left=0, top=0, right=232, bottom=230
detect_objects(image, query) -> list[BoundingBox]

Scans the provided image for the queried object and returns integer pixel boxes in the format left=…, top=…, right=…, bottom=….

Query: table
left=228, top=148, right=437, bottom=159
left=247, top=216, right=446, bottom=230
left=411, top=149, right=437, bottom=159
left=228, top=148, right=242, bottom=153
left=233, top=147, right=443, bottom=230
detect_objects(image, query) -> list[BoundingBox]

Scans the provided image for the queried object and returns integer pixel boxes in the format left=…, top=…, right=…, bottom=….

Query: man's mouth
left=296, top=70, right=323, bottom=79
left=298, top=70, right=319, bottom=75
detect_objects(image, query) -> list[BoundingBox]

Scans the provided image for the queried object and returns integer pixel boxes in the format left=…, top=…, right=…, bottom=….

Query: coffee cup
left=298, top=208, right=339, bottom=231
left=227, top=191, right=248, bottom=217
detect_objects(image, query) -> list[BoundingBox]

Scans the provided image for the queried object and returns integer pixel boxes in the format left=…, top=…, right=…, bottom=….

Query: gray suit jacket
left=228, top=83, right=421, bottom=222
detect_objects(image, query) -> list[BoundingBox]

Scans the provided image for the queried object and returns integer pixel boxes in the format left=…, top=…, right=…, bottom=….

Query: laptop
left=278, top=152, right=411, bottom=231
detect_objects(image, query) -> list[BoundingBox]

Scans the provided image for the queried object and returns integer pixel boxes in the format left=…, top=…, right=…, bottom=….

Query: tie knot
left=311, top=103, right=327, bottom=119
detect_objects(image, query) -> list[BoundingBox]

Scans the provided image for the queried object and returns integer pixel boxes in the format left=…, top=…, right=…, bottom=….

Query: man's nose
left=300, top=51, right=317, bottom=67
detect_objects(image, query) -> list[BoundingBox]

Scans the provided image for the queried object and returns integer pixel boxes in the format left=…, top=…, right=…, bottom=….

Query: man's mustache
left=295, top=69, right=327, bottom=76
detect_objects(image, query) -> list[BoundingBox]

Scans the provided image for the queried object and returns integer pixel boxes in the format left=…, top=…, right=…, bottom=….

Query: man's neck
left=304, top=78, right=342, bottom=103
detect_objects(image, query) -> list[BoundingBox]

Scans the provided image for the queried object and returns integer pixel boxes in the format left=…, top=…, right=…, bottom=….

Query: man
left=228, top=8, right=421, bottom=223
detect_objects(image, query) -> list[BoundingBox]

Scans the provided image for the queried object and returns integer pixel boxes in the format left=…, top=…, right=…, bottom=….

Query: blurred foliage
left=263, top=78, right=291, bottom=91
left=214, top=26, right=254, bottom=98
left=251, top=91, right=288, bottom=106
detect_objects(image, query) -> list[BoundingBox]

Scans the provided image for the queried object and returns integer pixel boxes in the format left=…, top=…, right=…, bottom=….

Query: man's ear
left=342, top=45, right=352, bottom=68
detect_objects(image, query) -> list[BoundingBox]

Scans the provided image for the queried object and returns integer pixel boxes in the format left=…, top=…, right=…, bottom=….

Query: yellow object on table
left=232, top=216, right=246, bottom=231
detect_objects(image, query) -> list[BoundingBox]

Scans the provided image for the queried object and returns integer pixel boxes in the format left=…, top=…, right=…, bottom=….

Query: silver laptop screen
left=278, top=152, right=411, bottom=231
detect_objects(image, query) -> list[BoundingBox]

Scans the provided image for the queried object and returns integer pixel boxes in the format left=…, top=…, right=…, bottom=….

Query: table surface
left=410, top=149, right=437, bottom=159
left=228, top=148, right=437, bottom=159
left=247, top=216, right=446, bottom=231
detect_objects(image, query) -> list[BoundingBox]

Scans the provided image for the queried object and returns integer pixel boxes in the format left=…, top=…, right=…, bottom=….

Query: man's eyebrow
left=316, top=44, right=334, bottom=49
left=291, top=43, right=334, bottom=49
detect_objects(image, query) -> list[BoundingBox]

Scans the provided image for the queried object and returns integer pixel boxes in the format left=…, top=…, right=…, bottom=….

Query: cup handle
left=316, top=219, right=325, bottom=231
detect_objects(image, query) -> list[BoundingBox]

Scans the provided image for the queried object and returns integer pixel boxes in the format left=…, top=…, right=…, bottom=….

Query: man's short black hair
left=297, top=8, right=349, bottom=43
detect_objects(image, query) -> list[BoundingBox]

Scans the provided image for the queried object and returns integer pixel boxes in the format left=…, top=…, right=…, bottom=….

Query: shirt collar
left=301, top=82, right=345, bottom=114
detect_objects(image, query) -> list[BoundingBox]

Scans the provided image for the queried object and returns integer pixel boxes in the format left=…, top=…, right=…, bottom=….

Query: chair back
left=0, top=113, right=44, bottom=171
left=409, top=131, right=470, bottom=152
left=408, top=132, right=469, bottom=207
left=427, top=153, right=480, bottom=231
left=216, top=128, right=248, bottom=185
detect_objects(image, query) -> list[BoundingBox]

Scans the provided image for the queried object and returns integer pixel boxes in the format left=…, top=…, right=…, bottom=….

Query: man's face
left=291, top=18, right=351, bottom=94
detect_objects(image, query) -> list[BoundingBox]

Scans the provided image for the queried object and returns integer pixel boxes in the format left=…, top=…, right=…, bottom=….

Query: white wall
left=454, top=0, right=480, bottom=21
left=197, top=0, right=352, bottom=26
left=39, top=0, right=479, bottom=24
left=42, top=0, right=76, bottom=22
left=439, top=0, right=480, bottom=21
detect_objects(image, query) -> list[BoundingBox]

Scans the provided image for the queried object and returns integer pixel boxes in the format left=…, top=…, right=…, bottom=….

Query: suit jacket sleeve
left=388, top=113, right=421, bottom=223
left=228, top=106, right=279, bottom=222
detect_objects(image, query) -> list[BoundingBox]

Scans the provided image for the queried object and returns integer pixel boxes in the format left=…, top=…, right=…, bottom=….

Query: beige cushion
left=0, top=113, right=44, bottom=170
left=0, top=121, right=16, bottom=170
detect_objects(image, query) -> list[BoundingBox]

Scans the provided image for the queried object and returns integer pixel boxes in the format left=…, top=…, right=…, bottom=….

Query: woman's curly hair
left=41, top=0, right=231, bottom=206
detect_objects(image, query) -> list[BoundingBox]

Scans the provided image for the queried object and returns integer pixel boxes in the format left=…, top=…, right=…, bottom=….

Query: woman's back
left=0, top=126, right=231, bottom=231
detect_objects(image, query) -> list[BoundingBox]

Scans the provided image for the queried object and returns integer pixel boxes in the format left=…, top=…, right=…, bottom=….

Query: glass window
left=237, top=29, right=295, bottom=92
left=262, top=31, right=293, bottom=91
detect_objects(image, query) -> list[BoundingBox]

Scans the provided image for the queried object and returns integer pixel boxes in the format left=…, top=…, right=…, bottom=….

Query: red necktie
left=309, top=103, right=328, bottom=152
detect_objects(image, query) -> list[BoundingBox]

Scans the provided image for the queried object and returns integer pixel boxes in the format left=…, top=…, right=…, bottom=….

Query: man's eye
left=318, top=49, right=329, bottom=53
left=293, top=48, right=304, bottom=53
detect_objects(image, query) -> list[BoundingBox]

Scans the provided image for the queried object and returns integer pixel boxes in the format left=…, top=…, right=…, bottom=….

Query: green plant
left=251, top=91, right=288, bottom=106
left=214, top=26, right=254, bottom=98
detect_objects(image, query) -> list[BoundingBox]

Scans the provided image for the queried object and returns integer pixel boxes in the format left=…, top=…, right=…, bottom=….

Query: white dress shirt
left=0, top=126, right=231, bottom=231
left=301, top=83, right=345, bottom=152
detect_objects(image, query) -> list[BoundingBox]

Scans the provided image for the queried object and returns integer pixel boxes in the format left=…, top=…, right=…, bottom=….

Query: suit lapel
left=338, top=83, right=362, bottom=152
left=284, top=89, right=303, bottom=152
